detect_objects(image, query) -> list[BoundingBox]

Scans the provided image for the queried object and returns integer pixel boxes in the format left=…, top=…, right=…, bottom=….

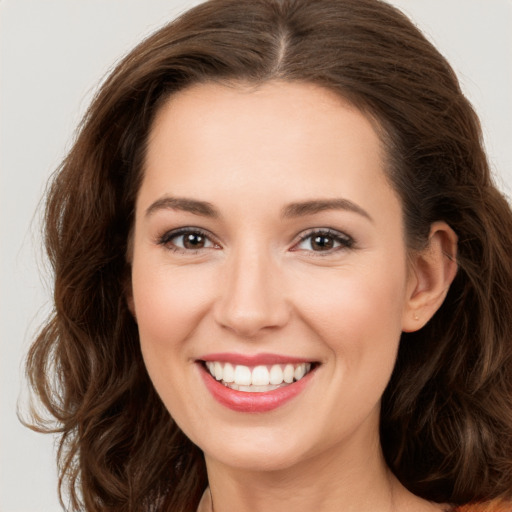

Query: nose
left=213, top=246, right=291, bottom=338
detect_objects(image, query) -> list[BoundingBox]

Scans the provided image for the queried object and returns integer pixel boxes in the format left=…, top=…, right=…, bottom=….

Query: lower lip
left=199, top=364, right=315, bottom=413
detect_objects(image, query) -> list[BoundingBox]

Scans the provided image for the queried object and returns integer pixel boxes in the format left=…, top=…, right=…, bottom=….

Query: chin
left=200, top=427, right=317, bottom=473
left=208, top=448, right=306, bottom=473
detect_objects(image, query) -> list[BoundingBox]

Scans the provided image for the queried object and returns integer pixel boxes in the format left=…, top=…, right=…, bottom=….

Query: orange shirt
left=197, top=489, right=512, bottom=512
left=454, top=501, right=512, bottom=512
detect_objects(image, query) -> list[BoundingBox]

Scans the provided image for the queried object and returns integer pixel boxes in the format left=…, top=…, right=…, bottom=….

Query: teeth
left=283, top=364, right=294, bottom=383
left=234, top=365, right=252, bottom=386
left=252, top=365, right=270, bottom=386
left=269, top=365, right=283, bottom=385
left=205, top=361, right=314, bottom=389
left=214, top=361, right=223, bottom=381
left=236, top=384, right=282, bottom=392
left=294, top=363, right=306, bottom=381
left=223, top=362, right=235, bottom=383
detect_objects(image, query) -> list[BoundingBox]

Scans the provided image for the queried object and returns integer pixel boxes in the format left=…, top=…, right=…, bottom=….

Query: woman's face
left=130, top=81, right=416, bottom=472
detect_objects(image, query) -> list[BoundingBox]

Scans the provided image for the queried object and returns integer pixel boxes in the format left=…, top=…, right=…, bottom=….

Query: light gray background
left=1, top=1, right=511, bottom=510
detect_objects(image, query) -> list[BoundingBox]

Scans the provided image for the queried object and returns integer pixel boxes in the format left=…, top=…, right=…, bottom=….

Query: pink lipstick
left=197, top=353, right=317, bottom=413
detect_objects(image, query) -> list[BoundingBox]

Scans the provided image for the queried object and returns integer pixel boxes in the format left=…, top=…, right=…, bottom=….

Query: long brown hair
left=25, top=0, right=512, bottom=510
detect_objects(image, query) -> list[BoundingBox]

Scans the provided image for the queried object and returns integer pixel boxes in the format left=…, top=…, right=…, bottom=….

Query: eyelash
left=293, top=228, right=354, bottom=254
left=157, top=227, right=219, bottom=253
left=157, top=227, right=354, bottom=255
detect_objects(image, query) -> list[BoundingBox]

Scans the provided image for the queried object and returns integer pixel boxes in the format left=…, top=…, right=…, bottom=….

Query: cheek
left=292, top=258, right=407, bottom=382
left=130, top=259, right=218, bottom=412
left=295, top=259, right=407, bottom=332
left=132, top=262, right=212, bottom=347
left=130, top=261, right=217, bottom=424
left=292, top=264, right=407, bottom=438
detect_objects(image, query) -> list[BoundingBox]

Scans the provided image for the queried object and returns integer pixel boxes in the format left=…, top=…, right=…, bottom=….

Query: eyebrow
left=145, top=196, right=219, bottom=218
left=145, top=196, right=372, bottom=222
left=281, top=198, right=373, bottom=222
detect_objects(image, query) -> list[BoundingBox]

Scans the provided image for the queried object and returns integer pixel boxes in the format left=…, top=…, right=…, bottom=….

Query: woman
left=25, top=0, right=512, bottom=511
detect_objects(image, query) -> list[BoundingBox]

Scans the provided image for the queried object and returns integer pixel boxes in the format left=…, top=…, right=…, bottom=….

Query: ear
left=402, top=221, right=458, bottom=332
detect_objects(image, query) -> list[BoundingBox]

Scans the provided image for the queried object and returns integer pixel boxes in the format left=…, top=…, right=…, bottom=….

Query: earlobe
left=402, top=221, right=458, bottom=332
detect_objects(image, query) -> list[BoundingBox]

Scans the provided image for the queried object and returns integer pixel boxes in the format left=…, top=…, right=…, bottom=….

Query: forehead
left=139, top=80, right=399, bottom=221
left=148, top=80, right=385, bottom=162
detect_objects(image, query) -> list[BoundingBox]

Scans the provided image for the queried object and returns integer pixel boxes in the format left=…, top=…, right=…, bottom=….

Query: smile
left=204, top=361, right=313, bottom=392
left=198, top=354, right=319, bottom=412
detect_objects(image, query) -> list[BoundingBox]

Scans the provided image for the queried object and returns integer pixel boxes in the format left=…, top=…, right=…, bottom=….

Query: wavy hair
left=25, top=0, right=512, bottom=510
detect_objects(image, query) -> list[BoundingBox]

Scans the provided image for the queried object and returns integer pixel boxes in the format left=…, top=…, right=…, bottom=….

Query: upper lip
left=198, top=352, right=316, bottom=366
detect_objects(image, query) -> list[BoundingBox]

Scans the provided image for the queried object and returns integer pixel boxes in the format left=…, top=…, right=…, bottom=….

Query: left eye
left=159, top=229, right=217, bottom=251
left=294, top=230, right=353, bottom=252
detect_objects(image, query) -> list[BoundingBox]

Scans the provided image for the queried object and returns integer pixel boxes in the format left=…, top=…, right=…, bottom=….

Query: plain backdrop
left=1, top=1, right=511, bottom=510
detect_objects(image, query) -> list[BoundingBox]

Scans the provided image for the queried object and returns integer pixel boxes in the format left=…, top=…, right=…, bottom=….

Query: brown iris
left=311, top=234, right=335, bottom=251
left=183, top=232, right=206, bottom=249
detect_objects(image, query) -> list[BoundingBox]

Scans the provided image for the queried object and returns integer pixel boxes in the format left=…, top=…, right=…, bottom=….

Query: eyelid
left=157, top=226, right=221, bottom=252
left=155, top=226, right=354, bottom=254
left=290, top=228, right=355, bottom=253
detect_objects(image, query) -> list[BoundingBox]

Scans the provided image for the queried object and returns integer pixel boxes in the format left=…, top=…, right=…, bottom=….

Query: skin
left=129, top=81, right=457, bottom=512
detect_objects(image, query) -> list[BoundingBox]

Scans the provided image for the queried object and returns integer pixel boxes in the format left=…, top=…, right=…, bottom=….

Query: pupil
left=184, top=233, right=204, bottom=249
left=312, top=235, right=333, bottom=250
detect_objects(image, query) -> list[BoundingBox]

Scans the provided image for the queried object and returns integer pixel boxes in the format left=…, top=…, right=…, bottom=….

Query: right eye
left=158, top=228, right=219, bottom=253
left=291, top=228, right=354, bottom=254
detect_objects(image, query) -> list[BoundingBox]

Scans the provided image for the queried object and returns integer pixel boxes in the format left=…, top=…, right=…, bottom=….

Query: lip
left=199, top=352, right=313, bottom=366
left=197, top=357, right=317, bottom=413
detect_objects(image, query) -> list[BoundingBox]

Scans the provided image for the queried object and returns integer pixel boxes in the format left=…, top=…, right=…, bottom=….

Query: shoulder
left=453, top=501, right=512, bottom=512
